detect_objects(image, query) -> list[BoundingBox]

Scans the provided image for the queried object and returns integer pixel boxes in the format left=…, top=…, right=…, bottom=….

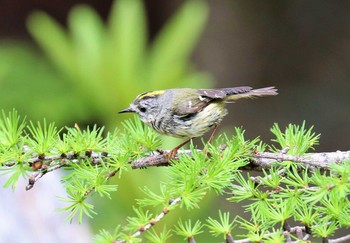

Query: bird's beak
left=118, top=107, right=135, bottom=114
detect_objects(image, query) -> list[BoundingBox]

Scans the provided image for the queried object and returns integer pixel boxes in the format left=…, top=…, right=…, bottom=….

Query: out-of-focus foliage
left=0, top=42, right=86, bottom=123
left=0, top=0, right=211, bottom=128
left=0, top=0, right=212, bottom=237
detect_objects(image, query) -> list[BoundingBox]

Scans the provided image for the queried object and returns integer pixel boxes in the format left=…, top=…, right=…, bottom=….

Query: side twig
left=233, top=226, right=306, bottom=243
left=328, top=234, right=350, bottom=243
left=114, top=197, right=182, bottom=243
left=24, top=151, right=108, bottom=190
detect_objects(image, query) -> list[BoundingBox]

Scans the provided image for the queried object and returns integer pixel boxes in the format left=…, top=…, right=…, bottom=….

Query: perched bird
left=120, top=86, right=278, bottom=157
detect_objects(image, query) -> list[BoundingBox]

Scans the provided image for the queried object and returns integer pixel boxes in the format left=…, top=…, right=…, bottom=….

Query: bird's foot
left=163, top=148, right=179, bottom=161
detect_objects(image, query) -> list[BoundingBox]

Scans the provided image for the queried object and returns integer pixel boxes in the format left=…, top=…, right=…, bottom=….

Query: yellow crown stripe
left=138, top=90, right=165, bottom=100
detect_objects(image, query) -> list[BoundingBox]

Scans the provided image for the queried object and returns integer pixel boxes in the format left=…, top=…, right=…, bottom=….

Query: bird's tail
left=224, top=86, right=278, bottom=102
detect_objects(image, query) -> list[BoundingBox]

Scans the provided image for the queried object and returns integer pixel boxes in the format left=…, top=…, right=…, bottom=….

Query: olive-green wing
left=172, top=86, right=257, bottom=116
left=172, top=87, right=246, bottom=116
left=199, top=86, right=277, bottom=101
left=198, top=86, right=253, bottom=99
left=173, top=95, right=211, bottom=116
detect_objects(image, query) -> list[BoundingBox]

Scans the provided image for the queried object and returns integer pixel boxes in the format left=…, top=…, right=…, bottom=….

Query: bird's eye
left=139, top=107, right=147, bottom=113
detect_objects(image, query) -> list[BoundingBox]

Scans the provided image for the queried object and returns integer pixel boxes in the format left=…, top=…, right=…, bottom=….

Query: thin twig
left=250, top=167, right=286, bottom=184
left=226, top=233, right=234, bottom=243
left=83, top=168, right=120, bottom=197
left=188, top=236, right=196, bottom=243
left=233, top=226, right=350, bottom=243
left=328, top=234, right=350, bottom=243
left=233, top=226, right=306, bottom=243
left=114, top=197, right=182, bottom=243
left=26, top=162, right=66, bottom=190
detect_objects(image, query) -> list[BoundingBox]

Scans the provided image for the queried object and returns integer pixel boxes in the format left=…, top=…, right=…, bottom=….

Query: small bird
left=119, top=86, right=278, bottom=157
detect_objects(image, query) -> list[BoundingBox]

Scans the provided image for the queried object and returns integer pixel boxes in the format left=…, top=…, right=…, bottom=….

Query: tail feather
left=224, top=86, right=278, bottom=101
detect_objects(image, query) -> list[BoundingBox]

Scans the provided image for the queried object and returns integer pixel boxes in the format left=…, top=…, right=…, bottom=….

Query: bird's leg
left=203, top=124, right=219, bottom=155
left=207, top=124, right=219, bottom=145
left=165, top=138, right=192, bottom=160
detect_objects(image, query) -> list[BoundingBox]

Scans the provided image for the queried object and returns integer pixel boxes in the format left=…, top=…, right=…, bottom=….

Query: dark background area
left=1, top=0, right=349, bottom=151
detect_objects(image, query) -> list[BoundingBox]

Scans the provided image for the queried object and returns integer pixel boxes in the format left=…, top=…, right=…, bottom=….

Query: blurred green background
left=1, top=0, right=350, bottom=242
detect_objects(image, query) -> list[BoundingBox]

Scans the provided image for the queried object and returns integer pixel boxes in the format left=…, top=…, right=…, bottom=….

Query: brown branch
left=131, top=149, right=350, bottom=170
left=114, top=197, right=182, bottom=243
left=130, top=153, right=174, bottom=169
left=252, top=150, right=350, bottom=169
left=22, top=147, right=350, bottom=190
